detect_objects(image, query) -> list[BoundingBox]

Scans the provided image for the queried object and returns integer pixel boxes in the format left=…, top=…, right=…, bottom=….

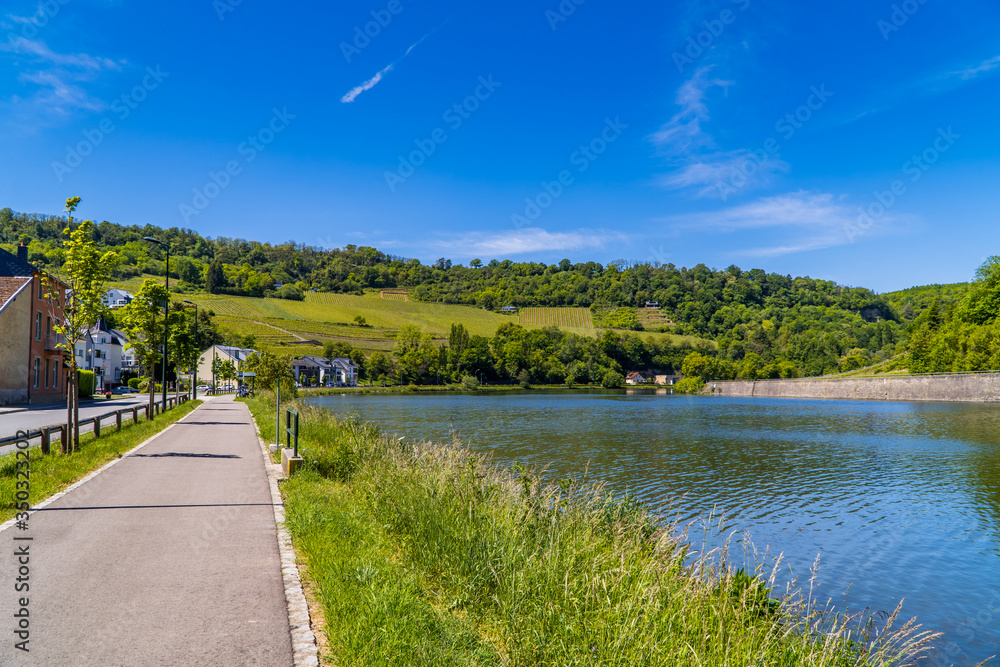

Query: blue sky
left=1, top=0, right=999, bottom=292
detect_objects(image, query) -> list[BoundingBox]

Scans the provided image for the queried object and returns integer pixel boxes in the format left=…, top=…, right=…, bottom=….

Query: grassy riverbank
left=0, top=399, right=202, bottom=522
left=246, top=395, right=934, bottom=666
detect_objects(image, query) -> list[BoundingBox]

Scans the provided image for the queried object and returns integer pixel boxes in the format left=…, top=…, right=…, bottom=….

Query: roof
left=0, top=247, right=35, bottom=277
left=0, top=276, right=32, bottom=314
left=213, top=345, right=257, bottom=360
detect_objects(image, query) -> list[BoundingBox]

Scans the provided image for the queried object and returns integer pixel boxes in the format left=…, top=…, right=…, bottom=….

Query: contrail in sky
left=341, top=24, right=446, bottom=104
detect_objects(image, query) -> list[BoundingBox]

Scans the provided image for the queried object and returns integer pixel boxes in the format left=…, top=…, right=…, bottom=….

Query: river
left=304, top=390, right=1000, bottom=664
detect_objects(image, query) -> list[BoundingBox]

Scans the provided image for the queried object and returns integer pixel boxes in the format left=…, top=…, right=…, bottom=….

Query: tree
left=470, top=258, right=483, bottom=269
left=120, top=279, right=171, bottom=416
left=601, top=370, right=625, bottom=388
left=205, top=259, right=227, bottom=294
left=243, top=351, right=296, bottom=396
left=52, top=197, right=119, bottom=452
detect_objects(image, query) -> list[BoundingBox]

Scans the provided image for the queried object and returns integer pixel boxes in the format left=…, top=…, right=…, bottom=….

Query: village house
left=196, top=344, right=257, bottom=386
left=74, top=317, right=132, bottom=392
left=101, top=288, right=135, bottom=309
left=0, top=244, right=69, bottom=405
left=292, top=356, right=359, bottom=386
left=625, top=371, right=650, bottom=385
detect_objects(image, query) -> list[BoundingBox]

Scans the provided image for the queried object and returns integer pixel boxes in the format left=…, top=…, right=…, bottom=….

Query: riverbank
left=709, top=372, right=1000, bottom=403
left=301, top=383, right=589, bottom=397
left=245, top=394, right=934, bottom=665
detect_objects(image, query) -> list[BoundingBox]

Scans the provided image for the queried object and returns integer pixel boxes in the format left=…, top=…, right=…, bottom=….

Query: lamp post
left=183, top=300, right=198, bottom=400
left=144, top=236, right=169, bottom=411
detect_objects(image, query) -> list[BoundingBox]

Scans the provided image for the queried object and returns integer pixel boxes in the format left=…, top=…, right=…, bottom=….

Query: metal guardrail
left=0, top=395, right=189, bottom=453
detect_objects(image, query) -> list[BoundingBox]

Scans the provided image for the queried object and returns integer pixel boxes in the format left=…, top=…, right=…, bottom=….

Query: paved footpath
left=0, top=397, right=295, bottom=666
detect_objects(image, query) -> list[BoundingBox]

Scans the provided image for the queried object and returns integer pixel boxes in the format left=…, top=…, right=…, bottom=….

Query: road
left=0, top=392, right=207, bottom=456
left=0, top=397, right=294, bottom=666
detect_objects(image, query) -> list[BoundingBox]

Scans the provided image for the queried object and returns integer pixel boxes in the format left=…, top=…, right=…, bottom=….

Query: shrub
left=77, top=370, right=95, bottom=396
left=674, top=377, right=705, bottom=394
left=276, top=284, right=305, bottom=301
left=601, top=370, right=625, bottom=388
left=127, top=378, right=141, bottom=390
left=461, top=375, right=480, bottom=390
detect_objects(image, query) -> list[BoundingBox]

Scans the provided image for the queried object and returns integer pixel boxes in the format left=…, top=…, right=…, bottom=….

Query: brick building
left=0, top=244, right=69, bottom=405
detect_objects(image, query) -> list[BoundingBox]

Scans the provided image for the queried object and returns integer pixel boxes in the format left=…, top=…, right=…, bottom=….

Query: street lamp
left=144, top=236, right=169, bottom=410
left=183, top=300, right=198, bottom=400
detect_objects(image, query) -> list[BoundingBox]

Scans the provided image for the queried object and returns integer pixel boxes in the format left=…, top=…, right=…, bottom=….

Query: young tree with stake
left=52, top=197, right=119, bottom=452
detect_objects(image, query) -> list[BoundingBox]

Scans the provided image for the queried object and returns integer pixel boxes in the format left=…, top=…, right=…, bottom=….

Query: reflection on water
left=306, top=391, right=1000, bottom=665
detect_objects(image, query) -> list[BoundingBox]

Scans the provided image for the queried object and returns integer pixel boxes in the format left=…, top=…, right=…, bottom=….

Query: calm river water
left=305, top=391, right=1000, bottom=664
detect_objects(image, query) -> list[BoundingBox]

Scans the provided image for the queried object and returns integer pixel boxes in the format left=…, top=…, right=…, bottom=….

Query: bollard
left=41, top=428, right=50, bottom=456
left=59, top=425, right=67, bottom=452
left=93, top=418, right=101, bottom=439
left=116, top=411, right=122, bottom=432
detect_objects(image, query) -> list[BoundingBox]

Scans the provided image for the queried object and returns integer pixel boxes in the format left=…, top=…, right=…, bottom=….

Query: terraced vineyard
left=519, top=307, right=594, bottom=329
left=109, top=278, right=714, bottom=354
left=638, top=307, right=674, bottom=330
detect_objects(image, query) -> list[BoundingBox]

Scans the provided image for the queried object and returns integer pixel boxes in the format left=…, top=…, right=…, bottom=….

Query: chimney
left=17, top=243, right=28, bottom=263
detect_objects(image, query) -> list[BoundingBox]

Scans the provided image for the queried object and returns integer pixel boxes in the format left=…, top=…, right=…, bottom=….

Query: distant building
left=644, top=301, right=660, bottom=309
left=197, top=344, right=257, bottom=386
left=292, top=356, right=358, bottom=386
left=625, top=372, right=649, bottom=385
left=500, top=305, right=518, bottom=313
left=74, top=317, right=132, bottom=391
left=654, top=374, right=683, bottom=386
left=101, top=288, right=134, bottom=309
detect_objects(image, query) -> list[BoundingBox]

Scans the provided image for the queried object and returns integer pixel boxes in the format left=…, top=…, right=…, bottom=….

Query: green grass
left=246, top=396, right=935, bottom=666
left=0, top=400, right=203, bottom=522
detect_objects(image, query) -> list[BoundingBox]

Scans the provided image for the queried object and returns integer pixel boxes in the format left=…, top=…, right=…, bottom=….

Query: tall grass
left=246, top=396, right=937, bottom=666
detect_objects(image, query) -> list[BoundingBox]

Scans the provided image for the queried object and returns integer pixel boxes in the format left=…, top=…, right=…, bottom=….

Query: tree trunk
left=65, top=369, right=72, bottom=454
left=72, top=370, right=79, bottom=452
left=148, top=375, right=155, bottom=418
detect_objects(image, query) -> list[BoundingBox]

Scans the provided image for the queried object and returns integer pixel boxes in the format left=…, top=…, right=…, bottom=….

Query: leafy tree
left=601, top=370, right=625, bottom=388
left=243, top=351, right=296, bottom=396
left=205, top=259, right=227, bottom=294
left=119, top=279, right=171, bottom=417
left=52, top=197, right=119, bottom=451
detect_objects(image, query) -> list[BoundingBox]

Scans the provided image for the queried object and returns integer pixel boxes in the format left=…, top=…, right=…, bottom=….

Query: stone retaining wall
left=709, top=373, right=1000, bottom=403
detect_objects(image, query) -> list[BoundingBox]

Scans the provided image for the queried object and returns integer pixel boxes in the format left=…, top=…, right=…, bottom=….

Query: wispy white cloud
left=651, top=68, right=788, bottom=199
left=341, top=26, right=443, bottom=104
left=668, top=191, right=903, bottom=257
left=0, top=36, right=124, bottom=118
left=949, top=54, right=1000, bottom=81
left=436, top=227, right=625, bottom=256
left=2, top=36, right=124, bottom=70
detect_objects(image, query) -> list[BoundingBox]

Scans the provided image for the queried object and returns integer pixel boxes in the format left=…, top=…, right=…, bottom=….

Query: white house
left=291, top=356, right=359, bottom=386
left=101, top=288, right=135, bottom=309
left=74, top=317, right=131, bottom=390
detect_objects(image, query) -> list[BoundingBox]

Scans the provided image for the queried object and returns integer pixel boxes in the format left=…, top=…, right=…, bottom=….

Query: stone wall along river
left=709, top=372, right=1000, bottom=403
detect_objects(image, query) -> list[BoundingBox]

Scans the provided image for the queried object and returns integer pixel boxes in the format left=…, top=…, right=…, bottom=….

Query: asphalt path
left=0, top=396, right=294, bottom=666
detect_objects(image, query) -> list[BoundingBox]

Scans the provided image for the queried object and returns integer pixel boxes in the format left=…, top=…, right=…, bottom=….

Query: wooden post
left=59, top=425, right=67, bottom=451
left=116, top=411, right=122, bottom=432
left=133, top=407, right=139, bottom=424
left=93, top=418, right=101, bottom=439
left=41, top=428, right=50, bottom=456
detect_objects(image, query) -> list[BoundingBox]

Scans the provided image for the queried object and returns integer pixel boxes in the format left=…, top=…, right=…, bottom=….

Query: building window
left=34, top=312, right=42, bottom=340
left=44, top=359, right=49, bottom=388
left=53, top=362, right=59, bottom=389
left=38, top=279, right=43, bottom=300
left=33, top=358, right=40, bottom=389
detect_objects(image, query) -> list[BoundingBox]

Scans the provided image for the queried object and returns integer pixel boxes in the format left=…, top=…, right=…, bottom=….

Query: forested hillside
left=4, top=205, right=992, bottom=379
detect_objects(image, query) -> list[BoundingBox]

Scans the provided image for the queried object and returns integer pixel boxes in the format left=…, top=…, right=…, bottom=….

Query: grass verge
left=245, top=394, right=936, bottom=666
left=0, top=399, right=203, bottom=522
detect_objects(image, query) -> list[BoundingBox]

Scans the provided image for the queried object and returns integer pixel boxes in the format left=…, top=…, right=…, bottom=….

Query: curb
left=248, top=408, right=320, bottom=667
left=0, top=400, right=201, bottom=535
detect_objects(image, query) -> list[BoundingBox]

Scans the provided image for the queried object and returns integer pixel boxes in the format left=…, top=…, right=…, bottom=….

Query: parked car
left=196, top=385, right=211, bottom=393
left=112, top=386, right=138, bottom=394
